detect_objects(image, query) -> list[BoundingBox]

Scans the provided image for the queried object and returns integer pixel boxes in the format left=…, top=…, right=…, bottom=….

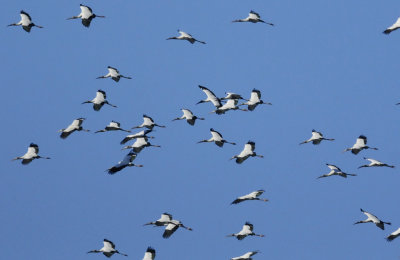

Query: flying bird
left=162, top=219, right=193, bottom=239
left=87, top=239, right=127, bottom=257
left=343, top=135, right=378, bottom=155
left=132, top=115, right=165, bottom=130
left=59, top=118, right=89, bottom=139
left=82, top=90, right=117, bottom=111
left=212, top=99, right=247, bottom=115
left=97, top=66, right=132, bottom=82
left=386, top=228, right=400, bottom=241
left=142, top=247, right=156, bottom=260
left=317, top=164, right=356, bottom=179
left=384, top=17, right=400, bottom=34
left=144, top=213, right=173, bottom=227
left=172, top=109, right=204, bottom=126
left=354, top=208, right=391, bottom=230
left=67, top=4, right=105, bottom=27
left=231, top=190, right=268, bottom=205
left=233, top=10, right=274, bottom=26
left=197, top=85, right=222, bottom=108
left=240, top=89, right=271, bottom=111
left=222, top=92, right=246, bottom=101
left=107, top=151, right=143, bottom=175
left=167, top=30, right=206, bottom=44
left=198, top=128, right=236, bottom=147
left=12, top=143, right=50, bottom=164
left=121, top=137, right=160, bottom=153
left=358, top=157, right=395, bottom=169
left=95, top=121, right=130, bottom=133
left=231, top=251, right=259, bottom=260
left=8, top=11, right=43, bottom=32
left=299, top=129, right=335, bottom=145
left=230, top=141, right=263, bottom=164
left=227, top=222, right=264, bottom=240
left=120, top=130, right=154, bottom=145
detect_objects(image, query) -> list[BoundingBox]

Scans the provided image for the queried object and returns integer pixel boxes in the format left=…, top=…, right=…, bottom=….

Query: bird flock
left=7, top=3, right=400, bottom=259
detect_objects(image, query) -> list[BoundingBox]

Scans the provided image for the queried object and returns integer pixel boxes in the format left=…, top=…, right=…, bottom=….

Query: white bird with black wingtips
left=384, top=17, right=400, bottom=34
left=233, top=10, right=274, bottom=26
left=354, top=208, right=391, bottom=230
left=132, top=115, right=165, bottom=130
left=227, top=222, right=264, bottom=240
left=231, top=251, right=259, bottom=260
left=87, top=239, right=127, bottom=257
left=144, top=213, right=173, bottom=227
left=358, top=157, right=395, bottom=169
left=142, top=247, right=156, bottom=260
left=343, top=135, right=378, bottom=155
left=59, top=118, right=89, bottom=139
left=162, top=218, right=193, bottom=239
left=120, top=130, right=154, bottom=145
left=231, top=190, right=268, bottom=205
left=172, top=109, right=204, bottom=126
left=222, top=92, right=246, bottom=100
left=387, top=228, right=400, bottom=242
left=167, top=30, right=206, bottom=44
left=197, top=128, right=236, bottom=147
left=212, top=99, right=247, bottom=115
left=97, top=66, right=132, bottom=82
left=8, top=10, right=43, bottom=32
left=82, top=90, right=117, bottom=111
left=67, top=4, right=105, bottom=27
left=230, top=141, right=263, bottom=164
left=317, top=164, right=356, bottom=179
left=240, top=89, right=271, bottom=111
left=12, top=143, right=50, bottom=165
left=107, top=151, right=143, bottom=175
left=197, top=85, right=222, bottom=108
left=121, top=137, right=160, bottom=153
left=95, top=121, right=130, bottom=133
left=299, top=129, right=335, bottom=145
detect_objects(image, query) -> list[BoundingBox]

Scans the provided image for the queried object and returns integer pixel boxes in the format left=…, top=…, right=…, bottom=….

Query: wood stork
left=299, top=129, right=335, bottom=145
left=87, top=239, right=127, bottom=257
left=67, top=4, right=105, bottom=27
left=121, top=137, right=160, bottom=153
left=8, top=11, right=43, bottom=32
left=358, top=157, right=395, bottom=169
left=354, top=208, right=391, bottom=230
left=59, top=118, right=89, bottom=139
left=227, top=222, right=264, bottom=240
left=97, top=66, right=132, bottom=82
left=231, top=251, right=259, bottom=260
left=95, top=121, right=131, bottom=133
left=198, top=128, right=236, bottom=147
left=384, top=18, right=400, bottom=34
left=132, top=115, right=166, bottom=130
left=233, top=10, right=274, bottom=26
left=343, top=135, right=378, bottom=155
left=107, top=151, right=143, bottom=175
left=167, top=30, right=206, bottom=44
left=230, top=141, right=263, bottom=164
left=317, top=164, right=356, bottom=179
left=386, top=228, right=400, bottom=241
left=212, top=99, right=247, bottom=115
left=222, top=92, right=246, bottom=100
left=231, top=190, right=268, bottom=204
left=12, top=143, right=50, bottom=165
left=144, top=213, right=173, bottom=227
left=82, top=90, right=117, bottom=111
left=162, top=219, right=193, bottom=239
left=172, top=109, right=204, bottom=126
left=197, top=85, right=222, bottom=108
left=120, top=130, right=154, bottom=145
left=240, top=89, right=271, bottom=111
left=142, top=247, right=156, bottom=260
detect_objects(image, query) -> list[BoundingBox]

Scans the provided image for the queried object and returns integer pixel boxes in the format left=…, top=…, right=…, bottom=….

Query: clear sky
left=2, top=0, right=400, bottom=259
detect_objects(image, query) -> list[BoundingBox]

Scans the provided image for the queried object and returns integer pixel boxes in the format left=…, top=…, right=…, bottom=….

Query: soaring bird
left=172, top=109, right=204, bottom=126
left=167, top=30, right=206, bottom=44
left=97, top=66, right=132, bottom=82
left=386, top=228, right=400, bottom=241
left=231, top=190, right=268, bottom=205
left=354, top=208, right=391, bottom=230
left=240, top=89, right=271, bottom=111
left=82, top=90, right=117, bottom=111
left=230, top=141, right=263, bottom=164
left=95, top=121, right=131, bottom=133
left=121, top=137, right=160, bottom=153
left=317, top=164, right=356, bottom=179
left=144, top=213, right=173, bottom=227
left=12, top=143, right=50, bottom=165
left=59, top=118, right=89, bottom=139
left=231, top=251, right=259, bottom=260
left=343, top=135, right=378, bottom=155
left=120, top=130, right=154, bottom=145
left=222, top=92, right=246, bottom=100
left=87, top=239, right=127, bottom=257
left=162, top=219, right=193, bottom=239
left=233, top=10, right=274, bottom=25
left=132, top=115, right=165, bottom=130
left=212, top=99, right=247, bottom=115
left=142, top=247, right=156, bottom=260
left=107, top=151, right=143, bottom=175
left=227, top=222, right=264, bottom=240
left=197, top=85, right=222, bottom=108
left=8, top=11, right=43, bottom=32
left=67, top=4, right=105, bottom=27
left=358, top=158, right=395, bottom=169
left=299, top=129, right=335, bottom=145
left=198, top=128, right=236, bottom=147
left=384, top=17, right=400, bottom=34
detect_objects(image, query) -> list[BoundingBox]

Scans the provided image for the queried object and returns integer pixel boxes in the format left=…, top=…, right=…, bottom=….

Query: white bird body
left=317, top=164, right=356, bottom=179
left=231, top=141, right=263, bottom=164
left=387, top=227, right=400, bottom=241
left=227, top=222, right=264, bottom=240
left=12, top=143, right=50, bottom=164
left=344, top=135, right=378, bottom=155
left=213, top=99, right=247, bottom=114
left=358, top=157, right=395, bottom=169
left=97, top=66, right=132, bottom=82
left=233, top=10, right=274, bottom=26
left=96, top=121, right=130, bottom=133
left=384, top=18, right=400, bottom=34
left=8, top=11, right=43, bottom=32
left=231, top=251, right=259, bottom=260
left=122, top=137, right=160, bottom=153
left=198, top=128, right=236, bottom=147
left=144, top=213, right=173, bottom=227
left=162, top=219, right=193, bottom=239
left=167, top=30, right=206, bottom=44
left=59, top=118, right=89, bottom=139
left=107, top=151, right=143, bottom=174
left=82, top=90, right=117, bottom=111
left=240, top=89, right=271, bottom=111
left=68, top=4, right=105, bottom=27
left=87, top=239, right=127, bottom=257
left=173, top=109, right=204, bottom=125
left=197, top=85, right=222, bottom=108
left=222, top=92, right=245, bottom=100
left=231, top=190, right=268, bottom=204
left=142, top=247, right=156, bottom=260
left=354, top=208, right=391, bottom=230
left=299, top=129, right=334, bottom=145
left=120, top=130, right=153, bottom=144
left=132, top=115, right=165, bottom=130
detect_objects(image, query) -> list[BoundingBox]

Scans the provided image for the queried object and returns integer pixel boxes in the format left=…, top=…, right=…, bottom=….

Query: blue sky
left=2, top=0, right=400, bottom=259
